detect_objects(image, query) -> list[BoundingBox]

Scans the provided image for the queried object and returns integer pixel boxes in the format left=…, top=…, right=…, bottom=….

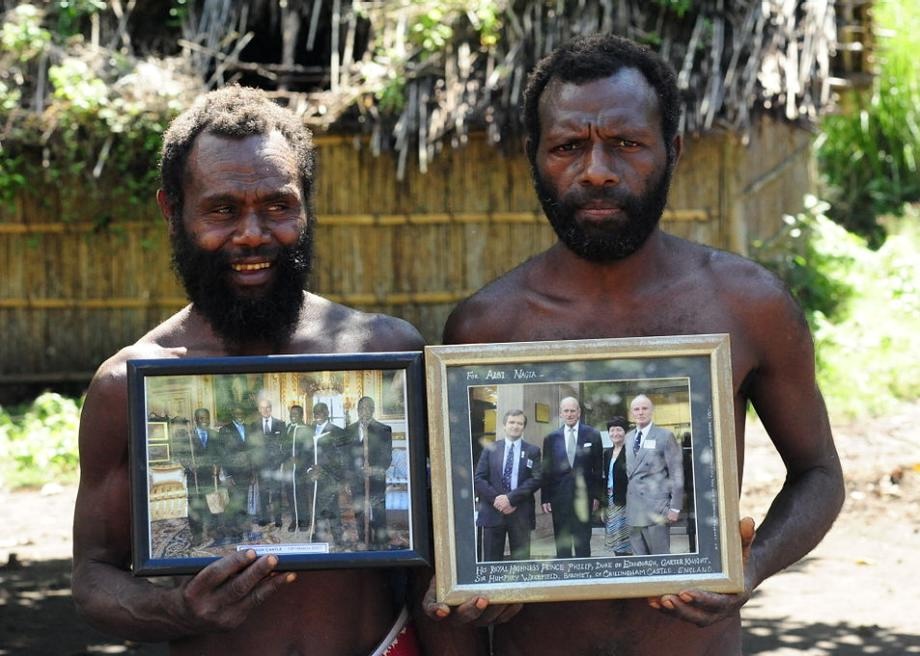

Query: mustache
left=558, top=186, right=635, bottom=208
left=218, top=245, right=282, bottom=264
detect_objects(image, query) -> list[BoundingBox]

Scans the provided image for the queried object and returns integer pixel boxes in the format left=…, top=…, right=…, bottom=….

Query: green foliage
left=653, top=0, right=694, bottom=18
left=54, top=0, right=106, bottom=37
left=363, top=0, right=505, bottom=113
left=0, top=393, right=82, bottom=490
left=754, top=200, right=920, bottom=419
left=0, top=3, right=192, bottom=215
left=816, top=0, right=920, bottom=244
left=1, top=4, right=52, bottom=61
left=752, top=196, right=861, bottom=322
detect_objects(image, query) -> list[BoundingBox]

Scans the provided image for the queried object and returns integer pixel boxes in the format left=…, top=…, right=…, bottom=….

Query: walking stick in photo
left=364, top=436, right=371, bottom=547
left=187, top=427, right=199, bottom=495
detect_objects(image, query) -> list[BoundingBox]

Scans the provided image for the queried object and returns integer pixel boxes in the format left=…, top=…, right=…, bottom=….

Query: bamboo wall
left=0, top=116, right=813, bottom=384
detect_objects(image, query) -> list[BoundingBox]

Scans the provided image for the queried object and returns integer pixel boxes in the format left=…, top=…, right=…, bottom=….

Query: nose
left=580, top=142, right=619, bottom=187
left=233, top=208, right=270, bottom=247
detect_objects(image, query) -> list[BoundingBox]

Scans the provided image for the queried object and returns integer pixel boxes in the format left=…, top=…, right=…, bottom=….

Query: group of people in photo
left=165, top=394, right=393, bottom=551
left=475, top=393, right=686, bottom=562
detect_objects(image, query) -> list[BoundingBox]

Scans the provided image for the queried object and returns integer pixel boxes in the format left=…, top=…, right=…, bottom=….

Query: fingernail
left=436, top=608, right=449, bottom=618
left=648, top=600, right=661, bottom=609
left=285, top=573, right=297, bottom=583
left=267, top=555, right=278, bottom=567
left=475, top=598, right=488, bottom=610
left=663, top=599, right=675, bottom=610
left=679, top=592, right=693, bottom=603
left=246, top=550, right=257, bottom=560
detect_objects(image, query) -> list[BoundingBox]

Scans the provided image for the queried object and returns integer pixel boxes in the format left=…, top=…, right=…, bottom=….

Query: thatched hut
left=0, top=0, right=873, bottom=387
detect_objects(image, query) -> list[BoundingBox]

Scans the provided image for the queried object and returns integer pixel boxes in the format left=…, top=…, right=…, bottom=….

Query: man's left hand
left=647, top=517, right=756, bottom=627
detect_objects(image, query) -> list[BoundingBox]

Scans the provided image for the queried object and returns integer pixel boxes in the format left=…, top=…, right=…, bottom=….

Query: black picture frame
left=127, top=352, right=429, bottom=576
left=425, top=335, right=743, bottom=604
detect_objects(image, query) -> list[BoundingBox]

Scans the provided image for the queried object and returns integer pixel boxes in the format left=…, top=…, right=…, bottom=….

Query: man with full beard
left=72, top=86, right=425, bottom=655
left=417, top=35, right=844, bottom=655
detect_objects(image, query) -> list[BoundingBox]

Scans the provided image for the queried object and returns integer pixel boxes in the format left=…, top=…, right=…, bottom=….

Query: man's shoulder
left=300, top=293, right=424, bottom=352
left=675, top=238, right=791, bottom=305
left=443, top=261, right=538, bottom=343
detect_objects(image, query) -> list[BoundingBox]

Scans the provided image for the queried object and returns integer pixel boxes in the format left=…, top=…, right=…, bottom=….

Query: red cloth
left=381, top=619, right=421, bottom=656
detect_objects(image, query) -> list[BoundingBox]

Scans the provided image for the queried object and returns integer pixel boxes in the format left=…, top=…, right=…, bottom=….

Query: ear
left=670, top=134, right=683, bottom=166
left=156, top=189, right=177, bottom=235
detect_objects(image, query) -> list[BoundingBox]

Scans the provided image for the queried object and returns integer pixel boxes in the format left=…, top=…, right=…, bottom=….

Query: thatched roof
left=1, top=0, right=866, bottom=180
left=165, top=0, right=848, bottom=176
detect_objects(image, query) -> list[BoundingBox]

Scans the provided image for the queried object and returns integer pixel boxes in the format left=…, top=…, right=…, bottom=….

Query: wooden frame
left=127, top=352, right=430, bottom=576
left=425, top=335, right=742, bottom=604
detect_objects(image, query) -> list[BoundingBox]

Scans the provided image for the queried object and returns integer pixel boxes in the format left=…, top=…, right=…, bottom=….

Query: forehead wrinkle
left=539, top=68, right=663, bottom=136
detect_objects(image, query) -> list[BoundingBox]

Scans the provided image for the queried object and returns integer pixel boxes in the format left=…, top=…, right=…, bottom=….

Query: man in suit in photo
left=344, top=396, right=392, bottom=549
left=171, top=408, right=220, bottom=545
left=217, top=405, right=252, bottom=541
left=540, top=396, right=603, bottom=558
left=251, top=397, right=287, bottom=527
left=474, top=409, right=542, bottom=561
left=304, top=402, right=347, bottom=543
left=625, top=394, right=684, bottom=555
left=283, top=404, right=311, bottom=532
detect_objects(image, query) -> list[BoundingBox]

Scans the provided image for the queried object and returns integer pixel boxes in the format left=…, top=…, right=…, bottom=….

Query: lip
left=229, top=259, right=274, bottom=285
left=575, top=204, right=624, bottom=222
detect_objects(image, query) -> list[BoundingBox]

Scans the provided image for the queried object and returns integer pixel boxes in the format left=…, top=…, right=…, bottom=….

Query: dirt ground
left=2, top=403, right=919, bottom=655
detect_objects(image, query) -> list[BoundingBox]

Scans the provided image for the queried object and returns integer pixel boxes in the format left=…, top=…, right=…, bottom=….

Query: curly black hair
left=523, top=34, right=681, bottom=166
left=159, top=85, right=315, bottom=222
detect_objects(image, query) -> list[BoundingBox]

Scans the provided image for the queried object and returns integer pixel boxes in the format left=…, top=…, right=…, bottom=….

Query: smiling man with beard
left=418, top=34, right=844, bottom=656
left=72, top=86, right=425, bottom=655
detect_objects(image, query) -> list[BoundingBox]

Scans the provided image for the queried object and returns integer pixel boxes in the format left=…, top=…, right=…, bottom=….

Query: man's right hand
left=541, top=502, right=552, bottom=513
left=175, top=550, right=296, bottom=633
left=421, top=576, right=522, bottom=627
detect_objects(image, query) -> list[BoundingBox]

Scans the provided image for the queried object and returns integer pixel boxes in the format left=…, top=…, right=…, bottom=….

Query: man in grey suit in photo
left=625, top=394, right=684, bottom=555
left=474, top=409, right=542, bottom=561
left=541, top=396, right=603, bottom=558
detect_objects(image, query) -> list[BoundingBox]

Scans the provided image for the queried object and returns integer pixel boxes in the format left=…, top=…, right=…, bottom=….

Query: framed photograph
left=127, top=351, right=430, bottom=576
left=534, top=402, right=551, bottom=424
left=425, top=334, right=742, bottom=604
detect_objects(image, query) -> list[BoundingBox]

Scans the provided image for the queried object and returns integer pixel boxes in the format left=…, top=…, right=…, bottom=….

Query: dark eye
left=551, top=141, right=582, bottom=154
left=613, top=138, right=640, bottom=149
left=210, top=205, right=235, bottom=217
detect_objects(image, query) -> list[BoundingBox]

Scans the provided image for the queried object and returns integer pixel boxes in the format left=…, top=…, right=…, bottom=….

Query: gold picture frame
left=425, top=334, right=742, bottom=604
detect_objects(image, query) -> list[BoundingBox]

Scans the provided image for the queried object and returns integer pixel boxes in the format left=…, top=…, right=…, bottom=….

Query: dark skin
left=71, top=131, right=424, bottom=655
left=416, top=69, right=844, bottom=654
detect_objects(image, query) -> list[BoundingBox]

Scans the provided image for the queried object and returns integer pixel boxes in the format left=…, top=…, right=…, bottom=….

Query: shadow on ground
left=0, top=558, right=166, bottom=656
left=744, top=617, right=920, bottom=654
left=3, top=557, right=919, bottom=655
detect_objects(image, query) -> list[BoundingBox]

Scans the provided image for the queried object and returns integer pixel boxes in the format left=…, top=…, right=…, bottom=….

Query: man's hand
left=666, top=509, right=680, bottom=523
left=647, top=517, right=756, bottom=626
left=541, top=502, right=552, bottom=514
left=175, top=550, right=297, bottom=633
left=493, top=495, right=511, bottom=513
left=421, top=574, right=522, bottom=627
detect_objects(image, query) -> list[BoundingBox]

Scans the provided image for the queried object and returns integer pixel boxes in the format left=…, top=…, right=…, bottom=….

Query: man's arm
left=473, top=446, right=500, bottom=504
left=663, top=431, right=684, bottom=518
left=508, top=445, right=542, bottom=505
left=654, top=283, right=844, bottom=625
left=540, top=435, right=557, bottom=512
left=71, top=359, right=295, bottom=642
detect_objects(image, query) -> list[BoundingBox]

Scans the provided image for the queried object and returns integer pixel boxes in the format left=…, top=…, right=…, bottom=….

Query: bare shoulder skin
left=72, top=295, right=423, bottom=655
left=435, top=231, right=844, bottom=654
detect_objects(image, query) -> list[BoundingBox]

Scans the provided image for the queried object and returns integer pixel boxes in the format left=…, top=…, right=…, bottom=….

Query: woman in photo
left=603, top=416, right=631, bottom=556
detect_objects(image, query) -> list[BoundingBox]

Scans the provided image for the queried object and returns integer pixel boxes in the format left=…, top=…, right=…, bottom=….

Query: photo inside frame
left=425, top=336, right=742, bottom=603
left=130, top=358, right=426, bottom=575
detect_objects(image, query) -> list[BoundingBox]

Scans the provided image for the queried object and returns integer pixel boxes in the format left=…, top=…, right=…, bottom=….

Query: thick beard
left=534, top=160, right=673, bottom=262
left=170, top=222, right=313, bottom=351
